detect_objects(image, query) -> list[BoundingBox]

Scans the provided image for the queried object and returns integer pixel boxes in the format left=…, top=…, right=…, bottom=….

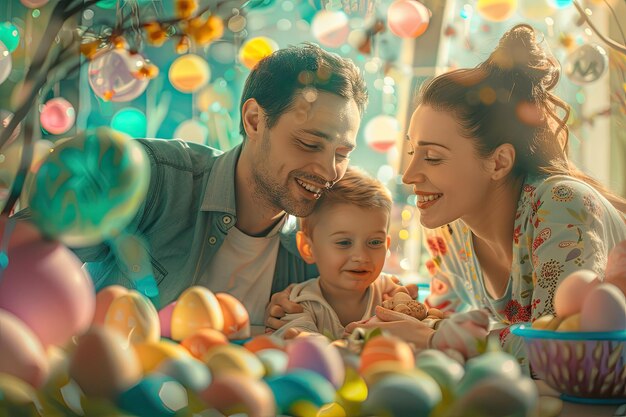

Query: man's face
left=250, top=92, right=361, bottom=217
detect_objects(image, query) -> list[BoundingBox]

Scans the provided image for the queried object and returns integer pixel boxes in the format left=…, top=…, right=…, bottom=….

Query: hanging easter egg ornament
left=311, top=10, right=350, bottom=48
left=476, top=0, right=517, bottom=22
left=169, top=54, right=211, bottom=93
left=365, top=115, right=401, bottom=153
left=111, top=107, right=147, bottom=139
left=238, top=36, right=279, bottom=70
left=27, top=127, right=150, bottom=247
left=518, top=0, right=555, bottom=20
left=387, top=0, right=430, bottom=38
left=0, top=41, right=11, bottom=85
left=88, top=49, right=151, bottom=102
left=40, top=98, right=76, bottom=135
left=564, top=44, right=608, bottom=85
left=0, top=22, right=19, bottom=53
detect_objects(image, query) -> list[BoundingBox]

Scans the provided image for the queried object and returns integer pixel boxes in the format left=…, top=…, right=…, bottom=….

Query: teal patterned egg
left=28, top=127, right=149, bottom=247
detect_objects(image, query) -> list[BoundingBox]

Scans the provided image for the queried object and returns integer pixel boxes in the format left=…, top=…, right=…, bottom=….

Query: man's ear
left=296, top=231, right=316, bottom=264
left=241, top=98, right=263, bottom=140
left=490, top=143, right=516, bottom=180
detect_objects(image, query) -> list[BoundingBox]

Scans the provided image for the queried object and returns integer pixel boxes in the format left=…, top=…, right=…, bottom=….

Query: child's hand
left=264, top=284, right=304, bottom=332
left=430, top=309, right=490, bottom=359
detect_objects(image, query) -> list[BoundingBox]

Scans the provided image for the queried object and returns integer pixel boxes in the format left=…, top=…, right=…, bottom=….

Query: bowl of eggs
left=511, top=269, right=626, bottom=404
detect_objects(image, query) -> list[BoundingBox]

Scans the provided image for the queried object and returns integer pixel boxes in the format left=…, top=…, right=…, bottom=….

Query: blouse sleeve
left=422, top=229, right=469, bottom=314
left=273, top=305, right=320, bottom=338
left=527, top=179, right=612, bottom=320
left=499, top=178, right=616, bottom=371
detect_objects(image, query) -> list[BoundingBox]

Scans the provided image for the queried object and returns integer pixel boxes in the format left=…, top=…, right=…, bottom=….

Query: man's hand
left=264, top=284, right=304, bottom=332
left=382, top=274, right=419, bottom=301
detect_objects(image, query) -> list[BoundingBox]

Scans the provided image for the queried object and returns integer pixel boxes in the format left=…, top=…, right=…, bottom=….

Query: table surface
left=536, top=380, right=624, bottom=417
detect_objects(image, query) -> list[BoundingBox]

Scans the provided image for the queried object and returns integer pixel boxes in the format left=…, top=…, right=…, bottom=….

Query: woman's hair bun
left=484, top=24, right=560, bottom=92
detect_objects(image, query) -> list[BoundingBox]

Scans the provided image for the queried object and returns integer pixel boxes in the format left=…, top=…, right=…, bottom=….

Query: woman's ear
left=241, top=98, right=263, bottom=140
left=490, top=143, right=516, bottom=180
left=296, top=231, right=316, bottom=264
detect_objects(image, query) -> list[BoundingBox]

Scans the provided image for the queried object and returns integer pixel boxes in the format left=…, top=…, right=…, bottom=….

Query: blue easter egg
left=117, top=374, right=188, bottom=417
left=266, top=370, right=336, bottom=414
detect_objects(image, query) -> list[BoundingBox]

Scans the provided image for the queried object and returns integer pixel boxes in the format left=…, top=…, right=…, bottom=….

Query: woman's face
left=401, top=105, right=494, bottom=229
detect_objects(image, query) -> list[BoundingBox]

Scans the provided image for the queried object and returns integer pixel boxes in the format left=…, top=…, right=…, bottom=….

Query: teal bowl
left=511, top=323, right=626, bottom=403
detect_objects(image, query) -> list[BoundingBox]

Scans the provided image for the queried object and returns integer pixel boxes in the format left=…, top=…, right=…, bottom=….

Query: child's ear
left=385, top=235, right=391, bottom=249
left=296, top=231, right=316, bottom=264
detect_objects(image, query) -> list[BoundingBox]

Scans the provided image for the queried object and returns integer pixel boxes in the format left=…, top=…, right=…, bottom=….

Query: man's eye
left=299, top=140, right=319, bottom=150
left=424, top=158, right=443, bottom=164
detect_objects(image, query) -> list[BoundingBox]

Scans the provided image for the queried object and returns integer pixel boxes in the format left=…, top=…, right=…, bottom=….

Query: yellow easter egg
left=202, top=344, right=264, bottom=379
left=0, top=373, right=41, bottom=413
left=171, top=286, right=224, bottom=341
left=169, top=54, right=210, bottom=93
left=531, top=314, right=563, bottom=330
left=238, top=37, right=278, bottom=70
left=104, top=290, right=160, bottom=344
left=133, top=340, right=192, bottom=373
left=476, top=0, right=517, bottom=22
left=93, top=285, right=129, bottom=326
left=556, top=313, right=581, bottom=332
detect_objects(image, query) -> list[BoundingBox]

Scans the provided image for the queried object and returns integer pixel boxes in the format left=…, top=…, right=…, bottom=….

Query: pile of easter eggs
left=1, top=247, right=541, bottom=417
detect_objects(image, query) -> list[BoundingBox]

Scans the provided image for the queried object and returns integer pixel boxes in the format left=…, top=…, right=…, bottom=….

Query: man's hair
left=300, top=166, right=392, bottom=236
left=239, top=42, right=368, bottom=137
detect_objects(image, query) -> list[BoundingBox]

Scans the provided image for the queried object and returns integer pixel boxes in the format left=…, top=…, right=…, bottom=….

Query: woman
left=348, top=24, right=626, bottom=367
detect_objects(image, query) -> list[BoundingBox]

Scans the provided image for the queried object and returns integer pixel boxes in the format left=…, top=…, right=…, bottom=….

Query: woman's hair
left=239, top=42, right=368, bottom=137
left=416, top=24, right=626, bottom=213
left=300, top=166, right=392, bottom=236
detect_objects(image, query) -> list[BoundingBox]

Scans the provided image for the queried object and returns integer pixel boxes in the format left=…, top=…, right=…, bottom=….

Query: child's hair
left=300, top=166, right=392, bottom=236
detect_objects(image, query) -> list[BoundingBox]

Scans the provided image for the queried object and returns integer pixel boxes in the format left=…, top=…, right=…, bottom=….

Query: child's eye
left=368, top=239, right=385, bottom=247
left=336, top=240, right=352, bottom=247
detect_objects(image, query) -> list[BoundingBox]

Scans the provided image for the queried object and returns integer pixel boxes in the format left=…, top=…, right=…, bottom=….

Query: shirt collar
left=200, top=143, right=241, bottom=215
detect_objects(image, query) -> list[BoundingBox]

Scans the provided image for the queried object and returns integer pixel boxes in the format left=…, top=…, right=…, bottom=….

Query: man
left=75, top=43, right=368, bottom=327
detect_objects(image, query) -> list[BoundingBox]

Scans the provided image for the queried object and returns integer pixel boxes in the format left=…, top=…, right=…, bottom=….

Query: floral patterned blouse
left=423, top=174, right=626, bottom=370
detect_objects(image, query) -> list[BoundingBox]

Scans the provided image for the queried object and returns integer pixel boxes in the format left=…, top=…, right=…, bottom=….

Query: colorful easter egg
left=171, top=286, right=224, bottom=341
left=359, top=335, right=414, bottom=374
left=266, top=370, right=336, bottom=415
left=156, top=357, right=212, bottom=392
left=238, top=36, right=278, bottom=69
left=387, top=0, right=430, bottom=38
left=27, top=127, right=150, bottom=247
left=158, top=301, right=177, bottom=339
left=117, top=374, right=189, bottom=417
left=93, top=285, right=130, bottom=326
left=216, top=292, right=251, bottom=340
left=476, top=0, right=517, bottom=21
left=311, top=10, right=350, bottom=48
left=0, top=219, right=95, bottom=347
left=180, top=328, right=229, bottom=360
left=243, top=334, right=286, bottom=353
left=554, top=269, right=600, bottom=318
left=286, top=336, right=345, bottom=389
left=69, top=327, right=142, bottom=400
left=364, top=371, right=441, bottom=417
left=104, top=290, right=160, bottom=344
left=40, top=97, right=75, bottom=135
left=0, top=310, right=49, bottom=388
left=256, top=348, right=289, bottom=376
left=169, top=54, right=210, bottom=93
left=200, top=373, right=275, bottom=417
left=88, top=49, right=150, bottom=102
left=580, top=283, right=626, bottom=332
left=202, top=344, right=264, bottom=378
left=133, top=340, right=191, bottom=373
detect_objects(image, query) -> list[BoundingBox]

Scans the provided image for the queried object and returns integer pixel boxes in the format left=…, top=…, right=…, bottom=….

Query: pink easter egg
left=158, top=301, right=177, bottom=339
left=0, top=309, right=49, bottom=388
left=387, top=0, right=430, bottom=38
left=40, top=97, right=76, bottom=135
left=0, top=218, right=96, bottom=347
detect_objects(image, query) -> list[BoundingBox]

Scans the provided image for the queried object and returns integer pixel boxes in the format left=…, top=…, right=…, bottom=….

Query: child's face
left=304, top=203, right=390, bottom=294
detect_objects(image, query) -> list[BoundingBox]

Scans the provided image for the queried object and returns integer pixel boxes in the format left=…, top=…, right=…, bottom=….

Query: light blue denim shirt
left=72, top=138, right=319, bottom=306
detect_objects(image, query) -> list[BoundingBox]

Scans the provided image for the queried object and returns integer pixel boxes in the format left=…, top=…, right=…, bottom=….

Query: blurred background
left=0, top=0, right=624, bottom=282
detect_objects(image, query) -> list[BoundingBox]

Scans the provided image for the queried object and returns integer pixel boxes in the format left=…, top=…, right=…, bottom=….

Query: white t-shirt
left=199, top=225, right=281, bottom=326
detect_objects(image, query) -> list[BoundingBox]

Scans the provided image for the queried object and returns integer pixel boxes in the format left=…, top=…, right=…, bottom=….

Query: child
left=274, top=167, right=409, bottom=340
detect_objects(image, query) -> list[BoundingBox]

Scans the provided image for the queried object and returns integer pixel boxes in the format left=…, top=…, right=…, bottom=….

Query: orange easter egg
left=243, top=334, right=286, bottom=353
left=359, top=335, right=415, bottom=374
left=180, top=328, right=229, bottom=360
left=216, top=293, right=250, bottom=340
